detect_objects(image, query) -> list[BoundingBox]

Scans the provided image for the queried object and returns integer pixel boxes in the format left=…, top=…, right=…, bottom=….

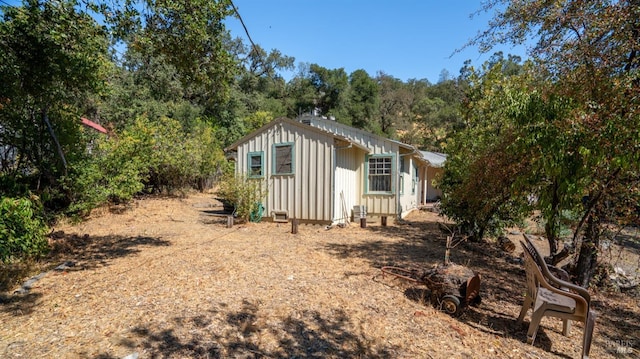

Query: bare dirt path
left=1, top=193, right=638, bottom=358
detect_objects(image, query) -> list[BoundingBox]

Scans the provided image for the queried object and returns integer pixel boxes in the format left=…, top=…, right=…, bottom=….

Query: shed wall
left=425, top=166, right=444, bottom=202
left=398, top=156, right=420, bottom=217
left=333, top=146, right=362, bottom=223
left=236, top=123, right=335, bottom=222
left=311, top=120, right=401, bottom=217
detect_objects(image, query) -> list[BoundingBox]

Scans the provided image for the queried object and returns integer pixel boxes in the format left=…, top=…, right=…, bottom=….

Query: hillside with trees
left=1, top=0, right=638, bottom=292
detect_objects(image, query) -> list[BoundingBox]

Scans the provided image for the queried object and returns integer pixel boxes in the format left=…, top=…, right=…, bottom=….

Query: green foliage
left=0, top=196, right=49, bottom=263
left=99, top=56, right=202, bottom=131
left=216, top=174, right=266, bottom=222
left=377, top=73, right=412, bottom=140
left=65, top=116, right=226, bottom=215
left=116, top=0, right=237, bottom=116
left=475, top=0, right=640, bottom=284
left=0, top=0, right=111, bottom=183
left=347, top=69, right=381, bottom=133
left=439, top=61, right=534, bottom=241
left=237, top=111, right=274, bottom=134
left=439, top=138, right=532, bottom=240
left=308, top=64, right=349, bottom=118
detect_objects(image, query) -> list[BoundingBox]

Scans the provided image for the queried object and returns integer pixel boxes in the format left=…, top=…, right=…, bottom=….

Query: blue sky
left=0, top=0, right=528, bottom=83
left=226, top=1, right=529, bottom=83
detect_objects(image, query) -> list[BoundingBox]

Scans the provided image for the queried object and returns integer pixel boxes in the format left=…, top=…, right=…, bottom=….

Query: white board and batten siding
left=312, top=119, right=400, bottom=217
left=333, top=146, right=362, bottom=223
left=235, top=120, right=334, bottom=222
left=228, top=117, right=441, bottom=224
left=397, top=156, right=420, bottom=218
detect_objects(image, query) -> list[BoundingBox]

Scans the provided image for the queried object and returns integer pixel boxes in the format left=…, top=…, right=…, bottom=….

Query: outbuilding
left=224, top=116, right=445, bottom=224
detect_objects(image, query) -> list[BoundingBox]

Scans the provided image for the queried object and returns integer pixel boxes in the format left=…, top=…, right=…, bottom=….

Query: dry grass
left=1, top=193, right=638, bottom=359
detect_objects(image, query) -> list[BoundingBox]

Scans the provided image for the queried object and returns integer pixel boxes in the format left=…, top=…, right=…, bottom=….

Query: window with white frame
left=367, top=155, right=393, bottom=193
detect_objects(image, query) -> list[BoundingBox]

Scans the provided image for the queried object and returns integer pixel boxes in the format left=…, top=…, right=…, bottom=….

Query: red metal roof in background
left=81, top=117, right=108, bottom=134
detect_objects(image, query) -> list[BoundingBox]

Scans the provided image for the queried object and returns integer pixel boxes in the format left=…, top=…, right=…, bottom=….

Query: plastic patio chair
left=517, top=236, right=596, bottom=359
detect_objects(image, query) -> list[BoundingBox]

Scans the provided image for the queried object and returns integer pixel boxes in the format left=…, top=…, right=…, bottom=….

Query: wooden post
left=444, top=236, right=452, bottom=265
left=291, top=219, right=298, bottom=234
left=226, top=215, right=233, bottom=228
left=360, top=217, right=367, bottom=228
left=381, top=216, right=387, bottom=226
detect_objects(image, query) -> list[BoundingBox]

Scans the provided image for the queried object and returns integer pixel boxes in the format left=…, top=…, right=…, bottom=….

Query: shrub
left=146, top=118, right=225, bottom=194
left=0, top=196, right=49, bottom=263
left=216, top=174, right=266, bottom=222
left=64, top=116, right=227, bottom=215
left=64, top=126, right=148, bottom=216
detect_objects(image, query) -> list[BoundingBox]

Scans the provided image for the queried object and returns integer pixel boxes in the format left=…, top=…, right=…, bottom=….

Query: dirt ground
left=1, top=192, right=639, bottom=359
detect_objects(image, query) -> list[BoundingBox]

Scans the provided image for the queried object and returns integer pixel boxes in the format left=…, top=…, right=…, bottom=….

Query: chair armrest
left=543, top=269, right=591, bottom=302
left=537, top=273, right=590, bottom=315
left=547, top=265, right=570, bottom=282
left=522, top=235, right=591, bottom=303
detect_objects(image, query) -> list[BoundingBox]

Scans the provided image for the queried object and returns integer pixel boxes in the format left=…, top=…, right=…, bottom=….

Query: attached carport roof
left=419, top=150, right=447, bottom=168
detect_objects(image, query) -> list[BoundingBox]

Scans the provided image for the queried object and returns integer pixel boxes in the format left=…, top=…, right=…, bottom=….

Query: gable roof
left=224, top=117, right=370, bottom=153
left=225, top=116, right=445, bottom=168
left=306, top=117, right=417, bottom=152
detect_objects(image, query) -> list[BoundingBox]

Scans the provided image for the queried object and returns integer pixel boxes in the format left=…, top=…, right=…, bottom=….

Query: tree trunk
left=42, top=109, right=67, bottom=174
left=545, top=181, right=560, bottom=257
left=473, top=224, right=486, bottom=243
left=575, top=211, right=601, bottom=287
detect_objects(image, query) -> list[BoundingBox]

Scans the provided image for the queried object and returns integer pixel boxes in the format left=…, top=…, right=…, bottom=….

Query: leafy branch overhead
left=443, top=0, right=640, bottom=286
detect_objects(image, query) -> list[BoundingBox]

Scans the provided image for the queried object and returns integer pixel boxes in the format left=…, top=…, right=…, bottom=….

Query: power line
left=229, top=1, right=257, bottom=55
left=229, top=0, right=270, bottom=77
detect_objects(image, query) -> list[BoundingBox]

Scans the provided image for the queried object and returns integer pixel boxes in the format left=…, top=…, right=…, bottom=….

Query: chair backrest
left=522, top=235, right=547, bottom=267
left=521, top=235, right=591, bottom=316
left=521, top=241, right=543, bottom=299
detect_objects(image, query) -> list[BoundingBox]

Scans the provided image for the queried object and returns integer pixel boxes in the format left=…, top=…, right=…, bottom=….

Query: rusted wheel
left=441, top=295, right=461, bottom=316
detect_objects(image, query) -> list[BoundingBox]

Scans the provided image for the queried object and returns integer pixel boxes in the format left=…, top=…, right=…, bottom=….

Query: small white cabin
left=224, top=116, right=445, bottom=224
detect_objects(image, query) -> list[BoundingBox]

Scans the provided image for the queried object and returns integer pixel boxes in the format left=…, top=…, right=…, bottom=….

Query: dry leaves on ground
left=1, top=193, right=638, bottom=358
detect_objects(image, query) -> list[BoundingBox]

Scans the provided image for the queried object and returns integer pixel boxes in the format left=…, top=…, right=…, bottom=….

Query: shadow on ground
left=324, top=216, right=640, bottom=358
left=48, top=233, right=171, bottom=270
left=322, top=216, right=450, bottom=268
left=322, top=215, right=527, bottom=309
left=591, top=297, right=640, bottom=355
left=102, top=299, right=395, bottom=358
left=0, top=292, right=43, bottom=316
left=1, top=234, right=170, bottom=316
left=322, top=215, right=602, bottom=358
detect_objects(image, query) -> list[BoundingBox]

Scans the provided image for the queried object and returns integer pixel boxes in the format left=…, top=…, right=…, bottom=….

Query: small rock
left=54, top=261, right=76, bottom=271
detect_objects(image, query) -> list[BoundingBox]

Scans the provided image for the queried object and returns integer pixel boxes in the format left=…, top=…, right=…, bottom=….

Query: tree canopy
left=441, top=0, right=640, bottom=286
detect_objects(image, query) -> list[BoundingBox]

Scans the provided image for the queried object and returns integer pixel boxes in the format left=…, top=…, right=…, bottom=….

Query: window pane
left=249, top=153, right=262, bottom=177
left=368, top=157, right=392, bottom=192
left=275, top=145, right=292, bottom=174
